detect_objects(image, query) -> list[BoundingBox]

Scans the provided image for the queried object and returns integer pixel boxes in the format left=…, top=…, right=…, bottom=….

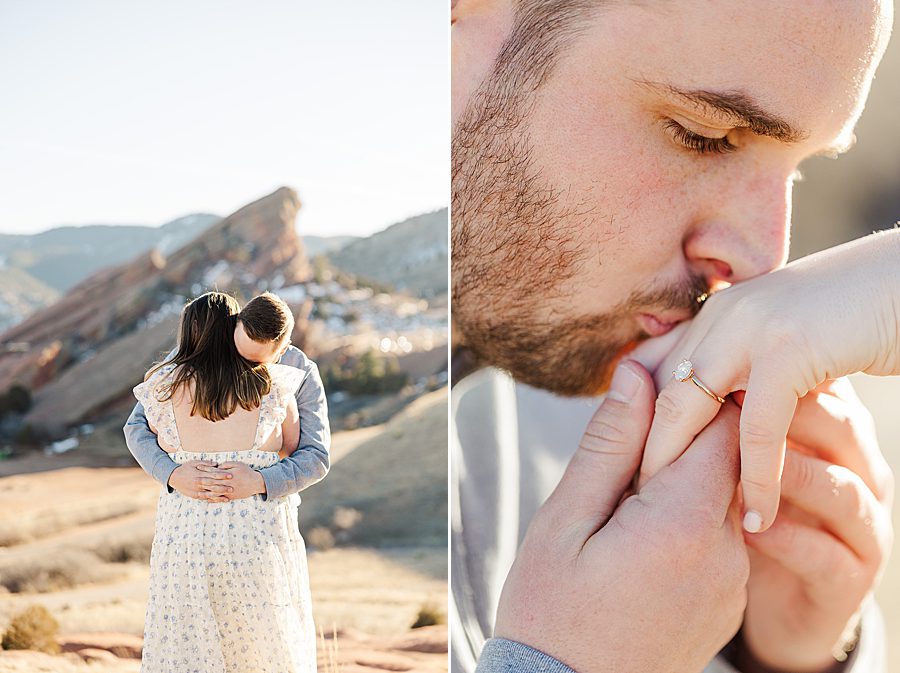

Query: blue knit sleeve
left=475, top=639, right=577, bottom=673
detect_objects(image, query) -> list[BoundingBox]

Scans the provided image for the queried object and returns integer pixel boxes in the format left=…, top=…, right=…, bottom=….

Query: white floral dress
left=133, top=362, right=316, bottom=673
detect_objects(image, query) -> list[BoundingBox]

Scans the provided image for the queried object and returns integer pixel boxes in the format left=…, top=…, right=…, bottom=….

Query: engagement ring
left=673, top=359, right=726, bottom=404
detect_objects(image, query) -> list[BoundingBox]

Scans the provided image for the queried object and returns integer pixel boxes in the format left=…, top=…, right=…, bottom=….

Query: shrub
left=0, top=384, right=31, bottom=415
left=1, top=604, right=60, bottom=653
left=0, top=549, right=117, bottom=593
left=93, top=537, right=153, bottom=563
left=411, top=601, right=446, bottom=629
left=323, top=350, right=409, bottom=396
left=12, top=424, right=41, bottom=449
left=306, top=526, right=335, bottom=551
left=332, top=507, right=362, bottom=532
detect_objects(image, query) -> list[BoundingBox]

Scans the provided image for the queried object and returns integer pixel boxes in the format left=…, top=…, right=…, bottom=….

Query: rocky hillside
left=329, top=209, right=447, bottom=299
left=299, top=388, right=448, bottom=548
left=0, top=187, right=310, bottom=436
left=0, top=215, right=218, bottom=333
left=0, top=214, right=219, bottom=293
left=303, top=234, right=361, bottom=257
left=0, top=266, right=59, bottom=334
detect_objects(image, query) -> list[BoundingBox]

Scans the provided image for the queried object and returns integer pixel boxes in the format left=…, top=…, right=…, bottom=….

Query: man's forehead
left=574, top=0, right=891, bottom=151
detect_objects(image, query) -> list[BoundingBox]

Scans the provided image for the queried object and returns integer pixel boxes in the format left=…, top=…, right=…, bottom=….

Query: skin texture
left=639, top=229, right=900, bottom=530
left=168, top=325, right=293, bottom=503
left=649, top=330, right=895, bottom=671
left=452, top=0, right=894, bottom=669
left=495, top=361, right=750, bottom=673
left=452, top=0, right=891, bottom=395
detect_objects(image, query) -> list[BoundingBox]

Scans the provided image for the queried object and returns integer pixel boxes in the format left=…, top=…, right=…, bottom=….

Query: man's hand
left=216, top=461, right=267, bottom=499
left=736, top=379, right=893, bottom=671
left=493, top=360, right=750, bottom=673
left=168, top=460, right=235, bottom=502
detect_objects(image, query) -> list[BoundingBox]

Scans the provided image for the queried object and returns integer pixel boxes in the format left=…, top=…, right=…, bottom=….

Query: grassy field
left=0, top=391, right=448, bottom=671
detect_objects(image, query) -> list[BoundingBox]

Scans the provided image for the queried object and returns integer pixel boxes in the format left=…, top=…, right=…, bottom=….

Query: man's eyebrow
left=634, top=79, right=809, bottom=144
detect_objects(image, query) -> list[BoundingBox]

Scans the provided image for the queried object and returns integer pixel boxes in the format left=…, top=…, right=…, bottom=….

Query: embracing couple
left=123, top=290, right=330, bottom=672
left=452, top=1, right=896, bottom=672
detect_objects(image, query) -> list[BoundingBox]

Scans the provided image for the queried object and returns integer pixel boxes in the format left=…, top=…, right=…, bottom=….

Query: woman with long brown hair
left=133, top=291, right=315, bottom=673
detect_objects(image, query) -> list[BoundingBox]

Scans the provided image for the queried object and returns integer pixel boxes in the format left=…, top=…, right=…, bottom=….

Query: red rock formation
left=0, top=186, right=311, bottom=435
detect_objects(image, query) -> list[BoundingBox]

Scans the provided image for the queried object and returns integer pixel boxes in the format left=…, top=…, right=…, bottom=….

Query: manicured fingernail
left=607, top=360, right=643, bottom=403
left=743, top=510, right=763, bottom=533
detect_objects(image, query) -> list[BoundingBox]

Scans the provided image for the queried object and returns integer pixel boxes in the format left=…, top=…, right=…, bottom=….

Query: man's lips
left=637, top=312, right=689, bottom=337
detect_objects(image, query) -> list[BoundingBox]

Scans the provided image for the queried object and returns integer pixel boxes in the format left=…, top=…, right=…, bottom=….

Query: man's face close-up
left=451, top=0, right=891, bottom=395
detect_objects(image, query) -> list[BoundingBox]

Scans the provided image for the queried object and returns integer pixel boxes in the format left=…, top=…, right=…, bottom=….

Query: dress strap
left=132, top=362, right=181, bottom=451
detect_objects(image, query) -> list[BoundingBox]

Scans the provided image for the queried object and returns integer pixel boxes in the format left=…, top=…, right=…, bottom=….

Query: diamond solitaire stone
left=674, top=359, right=693, bottom=382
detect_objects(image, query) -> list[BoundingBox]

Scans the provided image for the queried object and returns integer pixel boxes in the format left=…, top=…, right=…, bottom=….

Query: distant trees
left=322, top=350, right=409, bottom=396
left=0, top=384, right=31, bottom=416
left=0, top=384, right=37, bottom=451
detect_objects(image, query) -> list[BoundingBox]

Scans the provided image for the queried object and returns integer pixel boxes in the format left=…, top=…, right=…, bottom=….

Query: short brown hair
left=490, top=1, right=600, bottom=108
left=147, top=291, right=272, bottom=421
left=238, top=292, right=294, bottom=344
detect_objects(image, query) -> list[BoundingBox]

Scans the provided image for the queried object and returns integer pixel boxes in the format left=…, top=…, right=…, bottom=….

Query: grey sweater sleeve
left=256, top=351, right=331, bottom=501
left=475, top=639, right=576, bottom=673
left=123, top=400, right=178, bottom=492
left=122, top=346, right=330, bottom=501
left=122, top=347, right=179, bottom=490
left=474, top=598, right=886, bottom=673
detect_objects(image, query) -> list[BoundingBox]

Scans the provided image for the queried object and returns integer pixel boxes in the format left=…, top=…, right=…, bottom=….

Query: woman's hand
left=736, top=380, right=893, bottom=671
left=638, top=228, right=900, bottom=532
left=216, top=462, right=267, bottom=499
left=168, top=460, right=234, bottom=502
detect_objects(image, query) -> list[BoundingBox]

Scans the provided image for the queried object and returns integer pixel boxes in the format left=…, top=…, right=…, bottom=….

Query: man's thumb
left=538, top=359, right=656, bottom=544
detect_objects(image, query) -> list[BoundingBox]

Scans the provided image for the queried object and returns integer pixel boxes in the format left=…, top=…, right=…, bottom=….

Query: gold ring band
left=673, top=359, right=725, bottom=404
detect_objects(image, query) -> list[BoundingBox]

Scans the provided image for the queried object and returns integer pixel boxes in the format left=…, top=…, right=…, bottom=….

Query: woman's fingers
left=626, top=321, right=691, bottom=375
left=736, top=364, right=796, bottom=533
left=637, top=359, right=723, bottom=490
left=640, top=353, right=796, bottom=535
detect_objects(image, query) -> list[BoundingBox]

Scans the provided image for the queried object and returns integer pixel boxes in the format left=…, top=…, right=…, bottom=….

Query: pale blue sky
left=0, top=1, right=448, bottom=236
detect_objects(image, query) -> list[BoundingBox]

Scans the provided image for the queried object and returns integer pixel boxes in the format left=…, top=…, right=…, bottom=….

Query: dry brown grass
left=1, top=604, right=60, bottom=654
left=300, top=388, right=448, bottom=548
left=318, top=623, right=340, bottom=673
left=90, top=536, right=153, bottom=564
left=0, top=467, right=156, bottom=546
left=0, top=549, right=122, bottom=594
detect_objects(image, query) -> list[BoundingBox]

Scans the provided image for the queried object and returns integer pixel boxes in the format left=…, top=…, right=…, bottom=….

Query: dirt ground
left=0, top=403, right=448, bottom=672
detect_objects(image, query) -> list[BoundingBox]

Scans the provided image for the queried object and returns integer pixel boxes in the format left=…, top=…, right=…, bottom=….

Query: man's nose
left=683, top=172, right=793, bottom=287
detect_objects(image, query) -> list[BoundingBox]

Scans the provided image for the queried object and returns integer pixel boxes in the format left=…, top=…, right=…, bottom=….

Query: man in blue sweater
left=451, top=0, right=892, bottom=671
left=124, top=292, right=330, bottom=504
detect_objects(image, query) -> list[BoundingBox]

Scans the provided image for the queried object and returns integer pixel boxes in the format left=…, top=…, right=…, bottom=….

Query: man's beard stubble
left=451, top=81, right=709, bottom=396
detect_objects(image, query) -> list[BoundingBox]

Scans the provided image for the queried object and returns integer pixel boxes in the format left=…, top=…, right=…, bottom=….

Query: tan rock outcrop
left=0, top=186, right=310, bottom=435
